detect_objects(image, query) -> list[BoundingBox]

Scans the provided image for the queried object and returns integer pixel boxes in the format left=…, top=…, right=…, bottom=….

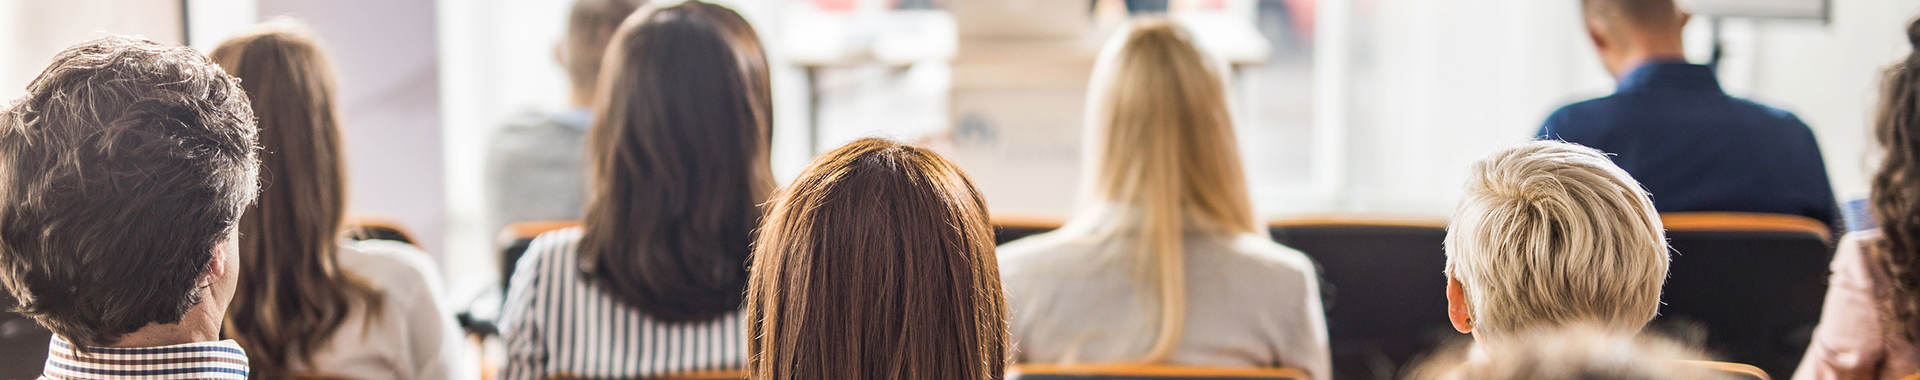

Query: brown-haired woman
left=1795, top=18, right=1920, bottom=380
left=747, top=138, right=1009, bottom=380
left=211, top=21, right=469, bottom=379
left=497, top=1, right=772, bottom=378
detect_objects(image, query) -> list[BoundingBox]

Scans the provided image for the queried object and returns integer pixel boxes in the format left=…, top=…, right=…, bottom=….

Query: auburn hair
left=1065, top=19, right=1259, bottom=362
left=1869, top=17, right=1920, bottom=352
left=210, top=21, right=383, bottom=378
left=577, top=0, right=773, bottom=322
left=746, top=138, right=1009, bottom=380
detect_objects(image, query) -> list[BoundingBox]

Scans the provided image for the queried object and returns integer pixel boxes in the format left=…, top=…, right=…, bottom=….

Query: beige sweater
left=998, top=230, right=1331, bottom=380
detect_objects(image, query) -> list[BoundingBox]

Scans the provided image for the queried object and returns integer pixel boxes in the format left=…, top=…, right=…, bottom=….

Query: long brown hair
left=210, top=21, right=381, bottom=378
left=578, top=1, right=773, bottom=322
left=1068, top=19, right=1258, bottom=362
left=746, top=138, right=1009, bottom=380
left=1870, top=17, right=1920, bottom=349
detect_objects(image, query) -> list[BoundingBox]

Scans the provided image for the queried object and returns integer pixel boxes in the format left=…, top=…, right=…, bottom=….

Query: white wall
left=1744, top=0, right=1920, bottom=201
left=253, top=0, right=448, bottom=257
left=2, top=0, right=183, bottom=97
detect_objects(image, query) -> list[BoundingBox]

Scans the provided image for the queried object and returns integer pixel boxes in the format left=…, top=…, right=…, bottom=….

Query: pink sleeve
left=1794, top=233, right=1889, bottom=380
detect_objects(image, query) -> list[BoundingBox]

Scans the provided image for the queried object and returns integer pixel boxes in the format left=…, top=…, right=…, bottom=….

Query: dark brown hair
left=578, top=0, right=773, bottom=322
left=210, top=22, right=385, bottom=377
left=746, top=138, right=1009, bottom=380
left=562, top=0, right=647, bottom=97
left=0, top=36, right=259, bottom=348
left=1870, top=17, right=1920, bottom=351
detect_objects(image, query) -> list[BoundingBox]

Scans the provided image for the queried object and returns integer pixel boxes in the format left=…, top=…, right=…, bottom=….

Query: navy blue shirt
left=1538, top=62, right=1841, bottom=229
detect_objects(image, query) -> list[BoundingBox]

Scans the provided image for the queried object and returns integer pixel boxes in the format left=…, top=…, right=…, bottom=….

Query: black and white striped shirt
left=499, top=227, right=745, bottom=379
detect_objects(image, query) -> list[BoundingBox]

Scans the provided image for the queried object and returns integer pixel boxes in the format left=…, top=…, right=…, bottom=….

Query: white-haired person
left=1443, top=140, right=1671, bottom=342
left=1411, top=323, right=1735, bottom=380
left=996, top=18, right=1330, bottom=380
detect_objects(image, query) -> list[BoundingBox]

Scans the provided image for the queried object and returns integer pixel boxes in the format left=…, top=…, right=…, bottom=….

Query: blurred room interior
left=0, top=0, right=1908, bottom=377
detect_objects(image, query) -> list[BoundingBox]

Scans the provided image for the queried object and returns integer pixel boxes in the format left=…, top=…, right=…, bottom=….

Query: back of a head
left=209, top=21, right=377, bottom=377
left=0, top=36, right=258, bottom=347
left=1868, top=16, right=1920, bottom=354
left=1583, top=0, right=1685, bottom=33
left=579, top=0, right=775, bottom=322
left=1080, top=18, right=1255, bottom=234
left=1412, top=324, right=1732, bottom=380
left=1445, top=141, right=1669, bottom=339
left=1074, top=18, right=1258, bottom=363
left=563, top=0, right=648, bottom=94
left=747, top=138, right=1008, bottom=380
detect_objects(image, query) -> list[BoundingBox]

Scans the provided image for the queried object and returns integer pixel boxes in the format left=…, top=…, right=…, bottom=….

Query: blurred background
left=0, top=0, right=1910, bottom=324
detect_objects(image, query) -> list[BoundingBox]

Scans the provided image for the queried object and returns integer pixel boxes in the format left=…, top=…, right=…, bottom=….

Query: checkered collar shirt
left=40, top=336, right=249, bottom=380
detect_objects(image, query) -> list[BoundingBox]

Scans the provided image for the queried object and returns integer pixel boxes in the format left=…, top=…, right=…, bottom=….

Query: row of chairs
left=485, top=212, right=1829, bottom=380
left=579, top=363, right=1763, bottom=380
left=0, top=212, right=1827, bottom=379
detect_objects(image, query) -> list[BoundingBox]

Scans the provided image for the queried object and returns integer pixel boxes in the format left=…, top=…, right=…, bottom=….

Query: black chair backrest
left=1268, top=219, right=1452, bottom=380
left=497, top=221, right=580, bottom=293
left=995, top=217, right=1059, bottom=245
left=1656, top=213, right=1831, bottom=378
left=344, top=217, right=416, bottom=245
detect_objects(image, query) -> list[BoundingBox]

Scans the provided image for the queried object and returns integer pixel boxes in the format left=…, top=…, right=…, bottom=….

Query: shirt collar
left=1617, top=60, right=1724, bottom=95
left=42, top=336, right=249, bottom=380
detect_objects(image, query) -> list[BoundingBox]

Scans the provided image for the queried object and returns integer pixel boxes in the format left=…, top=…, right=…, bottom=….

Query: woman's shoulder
left=1220, top=234, right=1317, bottom=274
left=339, top=240, right=444, bottom=299
left=1833, top=230, right=1888, bottom=280
left=514, top=227, right=588, bottom=268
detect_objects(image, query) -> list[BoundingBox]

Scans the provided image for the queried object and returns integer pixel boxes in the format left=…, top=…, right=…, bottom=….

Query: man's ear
left=1447, top=276, right=1475, bottom=334
left=1676, top=11, right=1692, bottom=29
left=553, top=43, right=567, bottom=68
left=203, top=232, right=237, bottom=288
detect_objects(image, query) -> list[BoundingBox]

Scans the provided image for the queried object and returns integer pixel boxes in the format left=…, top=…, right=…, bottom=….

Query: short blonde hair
left=1444, top=141, right=1668, bottom=339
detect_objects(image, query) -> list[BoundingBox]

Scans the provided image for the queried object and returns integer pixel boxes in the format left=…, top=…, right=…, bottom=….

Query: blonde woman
left=996, top=19, right=1329, bottom=379
left=1442, top=141, right=1669, bottom=342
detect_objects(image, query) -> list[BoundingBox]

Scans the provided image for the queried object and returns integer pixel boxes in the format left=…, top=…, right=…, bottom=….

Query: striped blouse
left=41, top=337, right=250, bottom=379
left=499, top=227, right=745, bottom=380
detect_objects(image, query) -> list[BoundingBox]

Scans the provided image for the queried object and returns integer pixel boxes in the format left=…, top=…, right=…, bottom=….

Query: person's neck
left=568, top=87, right=594, bottom=109
left=107, top=297, right=224, bottom=348
left=1615, top=37, right=1688, bottom=77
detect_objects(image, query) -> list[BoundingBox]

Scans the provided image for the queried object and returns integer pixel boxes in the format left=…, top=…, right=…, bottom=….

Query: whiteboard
left=1682, top=0, right=1828, bottom=20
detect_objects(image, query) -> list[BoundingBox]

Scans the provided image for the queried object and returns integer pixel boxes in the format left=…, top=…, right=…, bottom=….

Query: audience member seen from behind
left=0, top=36, right=259, bottom=378
left=1411, top=324, right=1736, bottom=380
left=483, top=0, right=646, bottom=243
left=995, top=19, right=1330, bottom=379
left=1539, top=0, right=1841, bottom=230
left=1445, top=141, right=1669, bottom=343
left=1793, top=18, right=1920, bottom=380
left=497, top=2, right=773, bottom=378
left=747, top=138, right=1008, bottom=380
left=210, top=21, right=470, bottom=380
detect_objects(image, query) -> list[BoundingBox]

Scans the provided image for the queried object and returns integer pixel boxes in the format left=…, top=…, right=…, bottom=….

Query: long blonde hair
left=1071, top=19, right=1260, bottom=363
